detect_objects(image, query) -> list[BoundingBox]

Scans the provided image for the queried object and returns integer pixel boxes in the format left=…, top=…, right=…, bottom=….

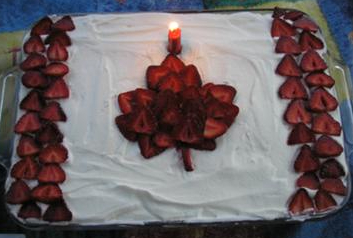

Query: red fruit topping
left=314, top=189, right=337, bottom=212
left=52, top=16, right=75, bottom=32
left=23, top=35, right=45, bottom=54
left=38, top=164, right=66, bottom=183
left=31, top=184, right=63, bottom=203
left=203, top=118, right=228, bottom=139
left=279, top=77, right=308, bottom=100
left=294, top=145, right=320, bottom=173
left=161, top=54, right=185, bottom=74
left=314, top=135, right=343, bottom=158
left=293, top=17, right=319, bottom=32
left=6, top=180, right=31, bottom=204
left=146, top=65, right=170, bottom=90
left=288, top=123, right=316, bottom=145
left=158, top=73, right=185, bottom=93
left=206, top=98, right=239, bottom=126
left=180, top=65, right=202, bottom=88
left=271, top=18, right=296, bottom=37
left=208, top=84, right=236, bottom=104
left=296, top=172, right=320, bottom=190
left=43, top=201, right=72, bottom=222
left=288, top=188, right=314, bottom=215
left=319, top=159, right=345, bottom=178
left=180, top=86, right=201, bottom=101
left=300, top=50, right=327, bottom=72
left=21, top=71, right=49, bottom=89
left=43, top=78, right=70, bottom=99
left=199, top=82, right=214, bottom=98
left=31, top=16, right=53, bottom=36
left=47, top=42, right=69, bottom=61
left=190, top=139, right=216, bottom=151
left=173, top=116, right=204, bottom=144
left=305, top=72, right=335, bottom=88
left=118, top=90, right=135, bottom=114
left=321, top=178, right=347, bottom=196
left=18, top=202, right=41, bottom=219
left=284, top=10, right=304, bottom=21
left=20, top=90, right=46, bottom=112
left=159, top=106, right=182, bottom=128
left=284, top=99, right=312, bottom=125
left=40, top=101, right=67, bottom=122
left=138, top=135, right=164, bottom=159
left=135, top=88, right=156, bottom=108
left=275, top=36, right=301, bottom=54
left=14, top=112, right=41, bottom=134
left=129, top=107, right=157, bottom=134
left=299, top=31, right=324, bottom=51
left=309, top=88, right=338, bottom=112
left=151, top=90, right=179, bottom=115
left=11, top=157, right=39, bottom=180
left=312, top=113, right=341, bottom=136
left=16, top=135, right=40, bottom=157
left=41, top=62, right=69, bottom=77
left=276, top=54, right=302, bottom=77
left=272, top=7, right=286, bottom=18
left=181, top=148, right=194, bottom=172
left=36, top=121, right=64, bottom=144
left=45, top=31, right=72, bottom=46
left=20, top=53, right=47, bottom=71
left=153, top=132, right=175, bottom=148
left=115, top=114, right=137, bottom=141
left=39, top=144, right=68, bottom=164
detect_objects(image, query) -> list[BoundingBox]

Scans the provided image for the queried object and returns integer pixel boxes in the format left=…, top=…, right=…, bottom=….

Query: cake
left=5, top=9, right=349, bottom=225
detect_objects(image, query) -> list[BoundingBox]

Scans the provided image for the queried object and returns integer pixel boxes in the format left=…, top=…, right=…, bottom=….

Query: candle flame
left=169, top=22, right=179, bottom=31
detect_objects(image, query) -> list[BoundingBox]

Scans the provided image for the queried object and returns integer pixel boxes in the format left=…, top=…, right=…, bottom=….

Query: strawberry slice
left=39, top=144, right=68, bottom=164
left=11, top=157, right=39, bottom=180
left=208, top=84, right=236, bottom=104
left=14, top=112, right=42, bottom=134
left=284, top=10, right=304, bottom=21
left=199, top=82, right=214, bottom=98
left=45, top=31, right=72, bottom=46
left=21, top=71, right=49, bottom=89
left=118, top=90, right=136, bottom=114
left=18, top=201, right=41, bottom=219
left=314, top=135, right=343, bottom=158
left=38, top=164, right=66, bottom=183
left=294, top=145, right=320, bottom=173
left=153, top=132, right=175, bottom=148
left=314, top=189, right=337, bottom=212
left=16, top=135, right=40, bottom=157
left=203, top=118, right=228, bottom=139
left=40, top=101, right=67, bottom=122
left=300, top=49, right=327, bottom=72
left=284, top=99, right=312, bottom=125
left=321, top=178, right=347, bottom=196
left=158, top=73, right=185, bottom=93
left=159, top=106, right=182, bottom=129
left=151, top=90, right=179, bottom=116
left=312, top=113, right=341, bottom=136
left=146, top=65, right=170, bottom=90
left=296, top=172, right=320, bottom=190
left=31, top=184, right=63, bottom=203
left=190, top=139, right=216, bottom=151
left=173, top=116, right=204, bottom=144
left=272, top=7, right=286, bottom=18
left=41, top=62, right=69, bottom=77
left=36, top=121, right=64, bottom=144
left=23, top=35, right=45, bottom=54
left=115, top=114, right=137, bottom=141
left=129, top=107, right=157, bottom=134
left=276, top=54, right=302, bottom=77
left=319, top=159, right=345, bottom=178
left=279, top=78, right=308, bottom=100
left=180, top=65, right=202, bottom=88
left=288, top=188, right=314, bottom=215
left=6, top=180, right=31, bottom=204
left=43, top=200, right=72, bottom=222
left=138, top=135, right=164, bottom=159
left=205, top=98, right=239, bottom=126
left=135, top=88, right=156, bottom=108
left=20, top=90, right=46, bottom=112
left=52, top=16, right=75, bottom=32
left=288, top=123, right=316, bottom=145
left=181, top=148, right=194, bottom=172
left=43, top=78, right=70, bottom=99
left=47, top=42, right=69, bottom=61
left=271, top=18, right=296, bottom=37
left=161, top=54, right=185, bottom=74
left=180, top=86, right=201, bottom=101
left=299, top=31, right=324, bottom=51
left=305, top=72, right=334, bottom=88
left=293, top=17, right=319, bottom=32
left=275, top=36, right=301, bottom=54
left=20, top=53, right=47, bottom=71
left=309, top=88, right=338, bottom=112
left=30, top=16, right=53, bottom=36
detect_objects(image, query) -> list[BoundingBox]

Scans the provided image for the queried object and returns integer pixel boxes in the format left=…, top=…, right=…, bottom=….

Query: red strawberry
left=20, top=53, right=47, bottom=71
left=52, top=16, right=75, bottom=32
left=288, top=123, right=316, bottom=145
left=18, top=202, right=41, bottom=219
left=284, top=99, right=312, bottom=125
left=39, top=144, right=68, bottom=164
left=36, top=121, right=64, bottom=144
left=309, top=88, right=338, bottom=112
left=205, top=98, right=239, bottom=126
left=279, top=78, right=308, bottom=99
left=203, top=118, right=228, bottom=139
left=296, top=172, right=320, bottom=190
left=272, top=7, right=286, bottom=18
left=11, top=157, right=39, bottom=180
left=314, top=136, right=343, bottom=158
left=23, top=35, right=45, bottom=54
left=41, top=63, right=69, bottom=77
left=271, top=18, right=296, bottom=37
left=43, top=78, right=70, bottom=99
left=129, top=107, right=157, bottom=134
left=158, top=73, right=185, bottom=93
left=275, top=36, right=301, bottom=54
left=47, top=42, right=69, bottom=61
left=118, top=90, right=135, bottom=114
left=208, top=84, right=236, bottom=104
left=319, top=159, right=345, bottom=178
left=284, top=10, right=304, bottom=21
left=45, top=31, right=72, bottom=46
left=6, top=180, right=31, bottom=204
left=40, top=101, right=67, bottom=122
left=173, top=116, right=204, bottom=144
left=180, top=65, right=202, bottom=88
left=16, top=135, right=40, bottom=157
left=276, top=54, right=302, bottom=77
left=179, top=86, right=201, bottom=101
left=138, top=135, right=164, bottom=159
left=300, top=50, right=327, bottom=72
left=293, top=17, right=319, bottom=32
left=181, top=148, right=194, bottom=172
left=161, top=54, right=185, bottom=74
left=20, top=90, right=46, bottom=112
left=190, top=139, right=216, bottom=151
left=38, top=164, right=66, bottom=183
left=305, top=72, right=334, bottom=88
left=152, top=90, right=179, bottom=116
left=153, top=132, right=175, bottom=148
left=115, top=114, right=137, bottom=141
left=199, top=82, right=214, bottom=98
left=43, top=201, right=72, bottom=222
left=31, top=184, right=63, bottom=203
left=146, top=65, right=170, bottom=90
left=288, top=188, right=314, bottom=215
left=312, top=113, right=341, bottom=136
left=299, top=31, right=324, bottom=51
left=31, top=16, right=53, bottom=36
left=135, top=88, right=156, bottom=108
left=321, top=178, right=347, bottom=196
left=159, top=106, right=182, bottom=128
left=14, top=112, right=42, bottom=134
left=294, top=145, right=320, bottom=173
left=21, top=71, right=49, bottom=89
left=314, top=189, right=337, bottom=212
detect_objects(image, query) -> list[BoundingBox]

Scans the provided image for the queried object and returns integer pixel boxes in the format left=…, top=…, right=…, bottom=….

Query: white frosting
left=7, top=12, right=348, bottom=225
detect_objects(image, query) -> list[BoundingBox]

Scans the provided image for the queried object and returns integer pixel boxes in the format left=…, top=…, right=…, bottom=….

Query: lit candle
left=168, top=21, right=182, bottom=55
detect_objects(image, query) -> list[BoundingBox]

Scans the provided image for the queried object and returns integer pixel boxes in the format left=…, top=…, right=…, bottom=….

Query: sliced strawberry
left=288, top=123, right=316, bottom=145
left=14, top=112, right=42, bottom=134
left=21, top=71, right=49, bottom=89
left=52, top=16, right=75, bottom=32
left=16, top=135, right=40, bottom=157
left=146, top=65, right=170, bottom=90
left=296, top=172, right=320, bottom=190
left=20, top=90, right=46, bottom=112
left=276, top=54, right=302, bottom=77
left=199, top=82, right=214, bottom=98
left=36, top=121, right=64, bottom=144
left=179, top=86, right=201, bottom=102
left=271, top=18, right=296, bottom=37
left=321, top=178, right=347, bottom=196
left=161, top=54, right=185, bottom=74
left=159, top=106, right=182, bottom=129
left=43, top=78, right=69, bottom=99
left=272, top=7, right=286, bottom=18
left=118, top=90, right=135, bottom=114
left=300, top=50, right=327, bottom=72
left=153, top=132, right=175, bottom=148
left=314, top=135, right=343, bottom=158
left=18, top=201, right=41, bottom=219
left=31, top=16, right=53, bottom=36
left=208, top=84, right=236, bottom=104
left=182, top=99, right=207, bottom=124
left=173, top=116, right=204, bottom=144
left=45, top=31, right=72, bottom=46
left=115, top=114, right=137, bottom=141
left=11, top=157, right=39, bottom=180
left=312, top=113, right=341, bottom=136
left=314, top=189, right=337, bottom=212
left=305, top=72, right=334, bottom=88
left=20, top=53, right=47, bottom=71
left=23, top=35, right=45, bottom=54
left=129, top=107, right=157, bottom=134
left=293, top=17, right=319, bottom=32
left=279, top=78, right=308, bottom=100
left=31, top=184, right=63, bottom=203
left=40, top=101, right=67, bottom=122
left=38, top=164, right=66, bottom=183
left=203, top=118, right=228, bottom=139
left=309, top=88, right=338, bottom=112
left=6, top=180, right=31, bottom=204
left=294, top=145, right=320, bottom=173
left=158, top=73, right=185, bottom=93
left=319, top=159, right=345, bottom=178
left=138, top=135, right=164, bottom=159
left=41, top=62, right=69, bottom=77
left=180, top=65, right=202, bottom=88
left=284, top=99, right=312, bottom=125
left=299, top=31, right=324, bottom=51
left=47, top=41, right=69, bottom=61
left=43, top=201, right=72, bottom=222
left=181, top=148, right=194, bottom=172
left=284, top=10, right=304, bottom=21
left=205, top=98, right=239, bottom=126
left=288, top=188, right=314, bottom=215
left=39, top=144, right=68, bottom=164
left=275, top=36, right=301, bottom=54
left=135, top=88, right=156, bottom=108
left=190, top=139, right=216, bottom=151
left=151, top=90, right=179, bottom=116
